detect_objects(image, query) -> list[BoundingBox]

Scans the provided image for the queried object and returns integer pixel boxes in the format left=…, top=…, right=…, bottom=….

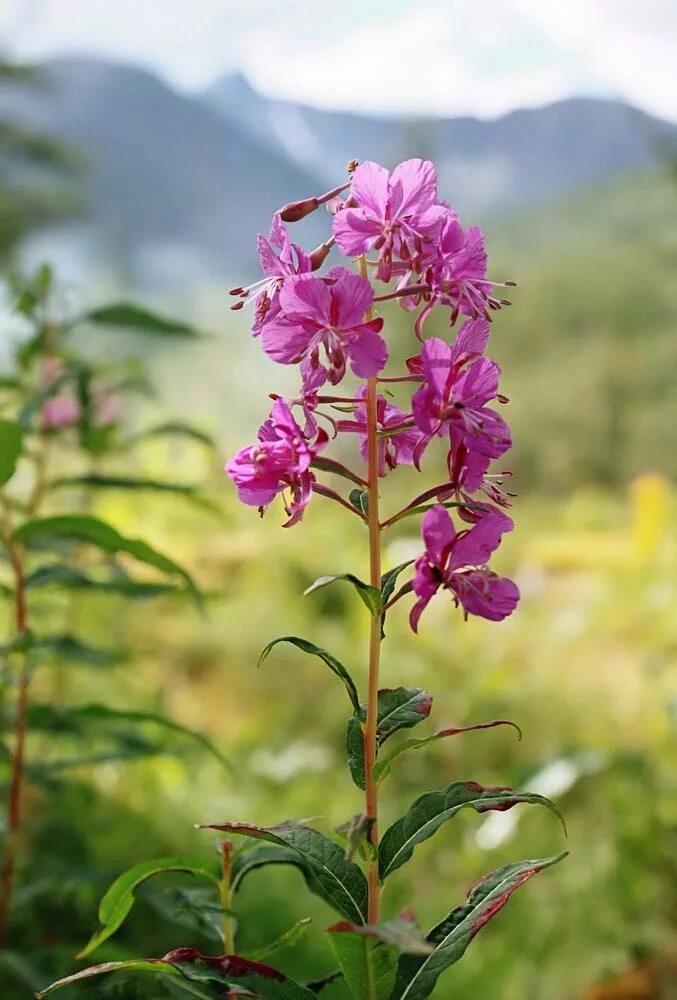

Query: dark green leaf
left=48, top=474, right=213, bottom=510
left=200, top=822, right=368, bottom=924
left=258, top=636, right=360, bottom=713
left=311, top=456, right=366, bottom=487
left=243, top=918, right=312, bottom=960
left=391, top=853, right=568, bottom=1000
left=380, top=561, right=414, bottom=638
left=379, top=781, right=566, bottom=880
left=231, top=843, right=307, bottom=893
left=82, top=302, right=201, bottom=338
left=25, top=562, right=180, bottom=598
left=373, top=720, right=522, bottom=783
left=348, top=489, right=369, bottom=515
left=305, top=574, right=382, bottom=615
left=14, top=514, right=200, bottom=603
left=131, top=421, right=216, bottom=449
left=15, top=703, right=230, bottom=769
left=347, top=688, right=433, bottom=790
left=0, top=419, right=22, bottom=486
left=328, top=916, right=432, bottom=1000
left=84, top=302, right=202, bottom=338
left=78, top=857, right=221, bottom=958
left=165, top=949, right=316, bottom=1000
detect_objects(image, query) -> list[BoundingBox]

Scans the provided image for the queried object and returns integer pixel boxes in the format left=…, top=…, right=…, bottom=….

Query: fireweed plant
left=40, top=161, right=567, bottom=1000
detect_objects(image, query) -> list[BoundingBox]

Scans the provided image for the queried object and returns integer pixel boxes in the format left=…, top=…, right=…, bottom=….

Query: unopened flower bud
left=309, top=239, right=334, bottom=271
left=279, top=197, right=320, bottom=223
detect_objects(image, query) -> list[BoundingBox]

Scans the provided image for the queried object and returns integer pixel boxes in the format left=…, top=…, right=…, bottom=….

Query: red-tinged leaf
left=162, top=948, right=315, bottom=999
left=372, top=720, right=522, bottom=782
left=379, top=781, right=566, bottom=880
left=304, top=573, right=382, bottom=615
left=199, top=822, right=368, bottom=924
left=391, top=853, right=568, bottom=999
left=347, top=688, right=433, bottom=790
left=327, top=916, right=431, bottom=1000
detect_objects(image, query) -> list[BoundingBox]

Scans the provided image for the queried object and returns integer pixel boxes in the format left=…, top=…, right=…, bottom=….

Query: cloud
left=2, top=0, right=677, bottom=121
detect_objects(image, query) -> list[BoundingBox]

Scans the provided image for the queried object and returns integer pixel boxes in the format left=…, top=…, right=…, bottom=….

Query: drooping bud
left=279, top=197, right=320, bottom=223
left=309, top=238, right=335, bottom=271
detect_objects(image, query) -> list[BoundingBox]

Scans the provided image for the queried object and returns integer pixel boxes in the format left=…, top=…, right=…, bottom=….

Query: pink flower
left=231, top=214, right=312, bottom=335
left=411, top=328, right=510, bottom=472
left=337, top=386, right=422, bottom=477
left=262, top=266, right=387, bottom=390
left=333, top=159, right=446, bottom=281
left=226, top=398, right=327, bottom=526
left=409, top=505, right=519, bottom=630
left=41, top=357, right=80, bottom=429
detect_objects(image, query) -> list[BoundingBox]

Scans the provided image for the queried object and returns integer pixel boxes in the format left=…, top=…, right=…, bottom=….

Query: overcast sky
left=2, top=0, right=677, bottom=121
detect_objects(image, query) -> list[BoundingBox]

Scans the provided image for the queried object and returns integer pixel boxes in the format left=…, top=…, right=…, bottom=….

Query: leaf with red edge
left=199, top=821, right=368, bottom=924
left=391, top=853, right=568, bottom=999
left=327, top=916, right=432, bottom=1000
left=379, top=781, right=566, bottom=880
left=372, top=720, right=522, bottom=783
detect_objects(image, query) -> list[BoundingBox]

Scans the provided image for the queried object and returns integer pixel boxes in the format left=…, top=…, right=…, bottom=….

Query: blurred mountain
left=1, top=57, right=676, bottom=291
left=207, top=74, right=677, bottom=215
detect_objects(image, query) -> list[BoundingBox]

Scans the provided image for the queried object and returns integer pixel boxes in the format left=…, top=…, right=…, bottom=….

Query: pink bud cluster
left=226, top=158, right=519, bottom=629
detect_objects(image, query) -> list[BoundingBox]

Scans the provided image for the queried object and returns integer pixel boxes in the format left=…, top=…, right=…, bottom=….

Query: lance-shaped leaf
left=0, top=419, right=22, bottom=486
left=379, top=781, right=565, bottom=880
left=78, top=857, right=221, bottom=958
left=347, top=688, right=433, bottom=790
left=48, top=474, right=210, bottom=509
left=14, top=703, right=230, bottom=770
left=36, top=960, right=181, bottom=998
left=231, top=843, right=304, bottom=892
left=25, top=562, right=180, bottom=599
left=328, top=917, right=432, bottom=1000
left=391, top=853, right=568, bottom=1000
left=243, top=917, right=312, bottom=960
left=130, top=421, right=216, bottom=449
left=373, top=720, right=522, bottom=783
left=306, top=971, right=343, bottom=994
left=83, top=302, right=202, bottom=338
left=200, top=822, right=368, bottom=924
left=258, top=636, right=360, bottom=713
left=380, top=561, right=414, bottom=638
left=305, top=573, right=382, bottom=615
left=312, top=456, right=366, bottom=487
left=28, top=632, right=126, bottom=667
left=13, top=514, right=200, bottom=603
left=38, top=950, right=316, bottom=999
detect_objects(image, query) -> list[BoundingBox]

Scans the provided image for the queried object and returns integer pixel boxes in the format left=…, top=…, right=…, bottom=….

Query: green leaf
left=305, top=574, right=382, bottom=615
left=379, top=781, right=566, bottom=880
left=28, top=632, right=126, bottom=667
left=36, top=959, right=180, bottom=997
left=0, top=419, right=22, bottom=486
left=373, top=720, right=523, bottom=783
left=49, top=474, right=202, bottom=497
left=83, top=302, right=202, bottom=338
left=25, top=562, right=180, bottom=598
left=243, top=917, right=312, bottom=960
left=200, top=822, right=368, bottom=924
left=231, top=843, right=307, bottom=893
left=16, top=703, right=230, bottom=769
left=391, top=853, right=568, bottom=1000
left=380, top=561, right=414, bottom=638
left=78, top=857, right=221, bottom=958
left=335, top=814, right=376, bottom=861
left=348, top=489, right=369, bottom=515
left=328, top=917, right=432, bottom=1000
left=347, top=688, right=433, bottom=790
left=258, top=636, right=360, bottom=714
left=131, top=421, right=216, bottom=449
left=13, top=514, right=201, bottom=603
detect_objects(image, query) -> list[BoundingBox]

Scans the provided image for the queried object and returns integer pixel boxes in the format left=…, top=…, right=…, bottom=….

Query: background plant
left=0, top=264, right=227, bottom=993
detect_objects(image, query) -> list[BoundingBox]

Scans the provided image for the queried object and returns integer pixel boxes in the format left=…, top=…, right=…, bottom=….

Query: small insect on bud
left=347, top=159, right=359, bottom=174
left=279, top=197, right=320, bottom=223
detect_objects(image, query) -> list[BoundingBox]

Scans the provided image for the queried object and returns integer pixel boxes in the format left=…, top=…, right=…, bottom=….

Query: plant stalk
left=0, top=525, right=29, bottom=946
left=360, top=255, right=382, bottom=924
left=220, top=841, right=235, bottom=954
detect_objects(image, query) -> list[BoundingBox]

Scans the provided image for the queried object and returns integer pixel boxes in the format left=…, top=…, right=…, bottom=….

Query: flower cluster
left=227, top=158, right=519, bottom=629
